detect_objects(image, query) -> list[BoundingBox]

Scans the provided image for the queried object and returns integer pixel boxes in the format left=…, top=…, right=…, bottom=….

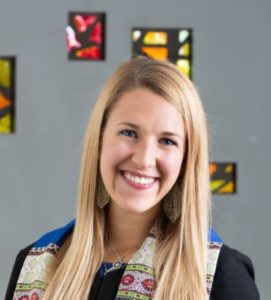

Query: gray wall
left=1, top=0, right=270, bottom=298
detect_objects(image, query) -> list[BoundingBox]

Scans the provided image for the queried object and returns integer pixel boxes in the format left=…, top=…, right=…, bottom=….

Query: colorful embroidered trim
left=12, top=221, right=223, bottom=299
left=12, top=221, right=74, bottom=300
left=116, top=236, right=156, bottom=300
left=206, top=241, right=223, bottom=295
left=13, top=243, right=59, bottom=300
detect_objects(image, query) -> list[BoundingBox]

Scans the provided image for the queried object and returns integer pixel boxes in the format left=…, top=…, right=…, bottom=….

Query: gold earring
left=97, top=174, right=110, bottom=209
left=163, top=184, right=182, bottom=223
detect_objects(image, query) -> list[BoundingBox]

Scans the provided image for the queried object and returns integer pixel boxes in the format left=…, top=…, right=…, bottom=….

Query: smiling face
left=100, top=88, right=185, bottom=219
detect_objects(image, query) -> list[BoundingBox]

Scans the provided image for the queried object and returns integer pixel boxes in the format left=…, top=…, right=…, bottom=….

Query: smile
left=123, top=171, right=156, bottom=185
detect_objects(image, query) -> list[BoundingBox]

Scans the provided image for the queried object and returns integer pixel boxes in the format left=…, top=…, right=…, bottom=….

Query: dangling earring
left=97, top=174, right=110, bottom=208
left=163, top=184, right=182, bottom=223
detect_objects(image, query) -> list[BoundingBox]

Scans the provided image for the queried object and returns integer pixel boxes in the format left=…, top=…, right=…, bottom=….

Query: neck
left=106, top=203, right=161, bottom=254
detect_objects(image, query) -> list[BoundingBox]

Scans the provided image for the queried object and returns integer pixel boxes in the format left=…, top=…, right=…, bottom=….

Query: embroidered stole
left=13, top=221, right=223, bottom=300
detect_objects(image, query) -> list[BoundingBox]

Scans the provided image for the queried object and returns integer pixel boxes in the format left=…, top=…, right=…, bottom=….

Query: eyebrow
left=117, top=122, right=183, bottom=140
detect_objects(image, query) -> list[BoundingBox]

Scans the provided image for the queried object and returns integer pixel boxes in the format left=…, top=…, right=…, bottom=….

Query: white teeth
left=124, top=172, right=155, bottom=185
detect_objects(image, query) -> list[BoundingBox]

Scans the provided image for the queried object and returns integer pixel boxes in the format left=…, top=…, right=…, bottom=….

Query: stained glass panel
left=0, top=57, right=15, bottom=134
left=132, top=28, right=192, bottom=78
left=67, top=12, right=106, bottom=61
left=209, top=162, right=237, bottom=194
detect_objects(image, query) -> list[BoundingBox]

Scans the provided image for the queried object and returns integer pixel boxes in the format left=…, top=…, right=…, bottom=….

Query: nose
left=131, top=140, right=156, bottom=169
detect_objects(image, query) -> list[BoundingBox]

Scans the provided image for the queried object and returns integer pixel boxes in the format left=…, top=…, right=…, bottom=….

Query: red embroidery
left=142, top=278, right=156, bottom=291
left=121, top=274, right=135, bottom=286
left=31, top=292, right=39, bottom=300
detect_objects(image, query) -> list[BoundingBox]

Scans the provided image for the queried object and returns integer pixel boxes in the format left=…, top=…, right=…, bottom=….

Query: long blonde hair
left=43, top=57, right=211, bottom=300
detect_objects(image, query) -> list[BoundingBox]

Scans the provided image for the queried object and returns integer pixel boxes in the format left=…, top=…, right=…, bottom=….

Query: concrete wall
left=1, top=0, right=270, bottom=298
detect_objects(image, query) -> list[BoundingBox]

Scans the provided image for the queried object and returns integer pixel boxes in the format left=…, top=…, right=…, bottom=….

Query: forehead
left=106, top=88, right=184, bottom=135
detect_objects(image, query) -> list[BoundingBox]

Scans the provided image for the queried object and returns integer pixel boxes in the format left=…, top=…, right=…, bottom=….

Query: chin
left=120, top=201, right=161, bottom=217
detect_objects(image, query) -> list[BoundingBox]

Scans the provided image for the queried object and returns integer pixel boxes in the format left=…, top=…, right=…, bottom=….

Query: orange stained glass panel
left=141, top=47, right=168, bottom=60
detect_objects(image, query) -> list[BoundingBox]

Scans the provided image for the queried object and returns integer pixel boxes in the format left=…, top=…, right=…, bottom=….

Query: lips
left=123, top=171, right=155, bottom=185
left=120, top=170, right=159, bottom=190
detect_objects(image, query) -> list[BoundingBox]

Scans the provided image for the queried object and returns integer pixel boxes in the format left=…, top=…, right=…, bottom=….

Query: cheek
left=101, top=140, right=131, bottom=173
left=161, top=152, right=184, bottom=181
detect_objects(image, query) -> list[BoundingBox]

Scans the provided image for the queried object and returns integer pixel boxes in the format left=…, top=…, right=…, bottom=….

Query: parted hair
left=43, top=57, right=211, bottom=300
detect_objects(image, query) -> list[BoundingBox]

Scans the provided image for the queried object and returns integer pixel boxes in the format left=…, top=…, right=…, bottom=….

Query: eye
left=120, top=129, right=138, bottom=138
left=160, top=138, right=178, bottom=146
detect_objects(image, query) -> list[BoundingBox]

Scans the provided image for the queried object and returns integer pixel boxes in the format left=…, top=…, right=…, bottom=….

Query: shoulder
left=5, top=221, right=75, bottom=299
left=33, top=220, right=75, bottom=247
left=211, top=244, right=260, bottom=300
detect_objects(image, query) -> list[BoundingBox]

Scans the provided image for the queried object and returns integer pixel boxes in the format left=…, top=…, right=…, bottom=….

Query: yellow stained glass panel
left=143, top=32, right=167, bottom=45
left=225, top=164, right=233, bottom=173
left=176, top=59, right=190, bottom=77
left=0, top=59, right=11, bottom=88
left=0, top=113, right=11, bottom=134
left=219, top=182, right=234, bottom=193
left=178, top=42, right=190, bottom=56
left=210, top=180, right=225, bottom=192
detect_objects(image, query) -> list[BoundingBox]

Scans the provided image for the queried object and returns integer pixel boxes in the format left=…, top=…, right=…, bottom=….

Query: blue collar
left=34, top=219, right=223, bottom=248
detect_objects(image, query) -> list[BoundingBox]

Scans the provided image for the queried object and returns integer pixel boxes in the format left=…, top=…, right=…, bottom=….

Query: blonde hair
left=43, top=57, right=211, bottom=300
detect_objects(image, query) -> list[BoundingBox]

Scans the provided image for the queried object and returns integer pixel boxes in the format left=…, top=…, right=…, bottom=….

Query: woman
left=6, top=57, right=259, bottom=300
